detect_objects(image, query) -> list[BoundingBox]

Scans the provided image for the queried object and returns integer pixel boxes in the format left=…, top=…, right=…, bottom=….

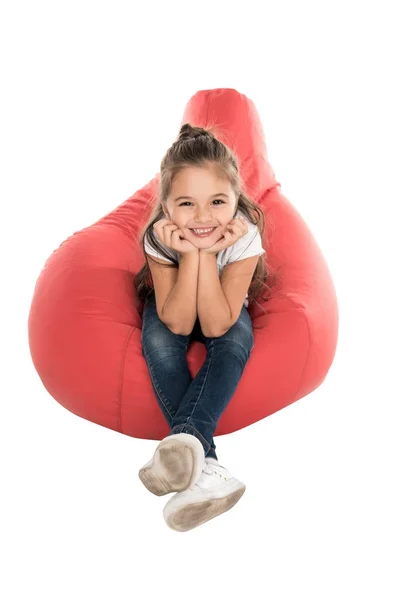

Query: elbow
left=215, top=326, right=231, bottom=338
left=212, top=314, right=235, bottom=338
left=213, top=318, right=236, bottom=338
left=202, top=324, right=232, bottom=338
left=160, top=311, right=195, bottom=337
left=167, top=322, right=194, bottom=336
left=168, top=325, right=189, bottom=336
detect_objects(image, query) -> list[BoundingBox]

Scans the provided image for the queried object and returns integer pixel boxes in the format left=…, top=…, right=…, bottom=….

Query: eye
left=179, top=199, right=225, bottom=207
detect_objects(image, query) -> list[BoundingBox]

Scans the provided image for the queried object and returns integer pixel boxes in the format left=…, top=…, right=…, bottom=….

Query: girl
left=134, top=123, right=269, bottom=532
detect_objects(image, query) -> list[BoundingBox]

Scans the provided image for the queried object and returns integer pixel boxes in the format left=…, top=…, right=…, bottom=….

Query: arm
left=196, top=216, right=262, bottom=337
left=197, top=252, right=232, bottom=338
left=162, top=251, right=200, bottom=336
left=198, top=253, right=261, bottom=338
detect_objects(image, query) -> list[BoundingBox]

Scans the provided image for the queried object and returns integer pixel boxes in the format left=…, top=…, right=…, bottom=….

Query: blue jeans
left=141, top=292, right=254, bottom=461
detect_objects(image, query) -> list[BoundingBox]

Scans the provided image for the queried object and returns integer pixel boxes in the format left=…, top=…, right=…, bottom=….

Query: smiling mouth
left=189, top=227, right=217, bottom=235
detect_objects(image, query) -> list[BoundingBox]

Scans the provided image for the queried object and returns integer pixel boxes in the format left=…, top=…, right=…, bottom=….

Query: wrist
left=181, top=250, right=200, bottom=260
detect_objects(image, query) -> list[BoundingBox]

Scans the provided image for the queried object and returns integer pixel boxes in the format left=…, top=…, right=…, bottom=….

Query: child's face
left=164, top=165, right=237, bottom=248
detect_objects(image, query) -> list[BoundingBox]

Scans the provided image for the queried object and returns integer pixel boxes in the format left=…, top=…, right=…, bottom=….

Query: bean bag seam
left=292, top=309, right=311, bottom=402
left=118, top=326, right=137, bottom=432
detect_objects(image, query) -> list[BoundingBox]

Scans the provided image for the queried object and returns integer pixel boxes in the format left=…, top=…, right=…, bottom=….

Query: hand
left=153, top=218, right=199, bottom=255
left=199, top=216, right=248, bottom=255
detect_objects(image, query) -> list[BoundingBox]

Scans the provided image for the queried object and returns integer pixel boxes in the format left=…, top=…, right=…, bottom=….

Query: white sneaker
left=163, top=457, right=246, bottom=532
left=138, top=433, right=205, bottom=496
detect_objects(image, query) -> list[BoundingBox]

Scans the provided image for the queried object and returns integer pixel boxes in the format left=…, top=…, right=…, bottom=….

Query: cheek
left=169, top=214, right=184, bottom=227
left=175, top=212, right=187, bottom=224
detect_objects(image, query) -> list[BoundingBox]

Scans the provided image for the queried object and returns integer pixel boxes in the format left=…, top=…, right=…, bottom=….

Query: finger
left=154, top=219, right=175, bottom=230
left=163, top=223, right=178, bottom=244
left=170, top=230, right=179, bottom=248
left=240, top=219, right=248, bottom=233
left=171, top=229, right=182, bottom=239
left=230, top=222, right=246, bottom=236
left=153, top=222, right=164, bottom=243
left=234, top=217, right=246, bottom=228
left=153, top=220, right=167, bottom=235
left=154, top=218, right=169, bottom=226
left=233, top=216, right=246, bottom=229
left=164, top=226, right=174, bottom=246
left=224, top=225, right=236, bottom=235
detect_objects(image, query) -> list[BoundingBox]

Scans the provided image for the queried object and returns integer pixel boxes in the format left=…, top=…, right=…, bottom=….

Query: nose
left=194, top=211, right=212, bottom=223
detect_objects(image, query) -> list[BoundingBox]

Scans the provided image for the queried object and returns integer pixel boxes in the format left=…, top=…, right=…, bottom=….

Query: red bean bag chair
left=28, top=88, right=338, bottom=442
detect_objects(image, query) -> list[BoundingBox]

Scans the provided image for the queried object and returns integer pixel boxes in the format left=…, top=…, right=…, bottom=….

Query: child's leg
left=141, top=293, right=218, bottom=458
left=167, top=305, right=255, bottom=460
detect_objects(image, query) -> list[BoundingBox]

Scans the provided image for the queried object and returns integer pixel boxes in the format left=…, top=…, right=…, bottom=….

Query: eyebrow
left=174, top=193, right=229, bottom=203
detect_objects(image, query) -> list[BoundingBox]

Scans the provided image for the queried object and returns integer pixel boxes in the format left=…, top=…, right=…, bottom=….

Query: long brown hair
left=134, top=122, right=277, bottom=327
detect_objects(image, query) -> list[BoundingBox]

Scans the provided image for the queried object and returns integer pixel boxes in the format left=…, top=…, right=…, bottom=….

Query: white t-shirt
left=143, top=209, right=265, bottom=307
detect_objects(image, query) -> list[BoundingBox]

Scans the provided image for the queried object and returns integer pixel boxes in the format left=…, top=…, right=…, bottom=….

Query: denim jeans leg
left=141, top=293, right=218, bottom=460
left=169, top=305, right=254, bottom=459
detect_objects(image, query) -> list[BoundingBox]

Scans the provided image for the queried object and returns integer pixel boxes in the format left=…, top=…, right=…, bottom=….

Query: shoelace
left=203, top=463, right=229, bottom=481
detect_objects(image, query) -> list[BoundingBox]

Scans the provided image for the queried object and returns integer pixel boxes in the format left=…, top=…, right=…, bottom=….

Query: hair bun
left=179, top=123, right=208, bottom=141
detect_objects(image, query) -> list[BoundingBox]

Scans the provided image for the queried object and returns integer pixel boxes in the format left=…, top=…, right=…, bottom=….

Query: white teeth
left=192, top=228, right=214, bottom=234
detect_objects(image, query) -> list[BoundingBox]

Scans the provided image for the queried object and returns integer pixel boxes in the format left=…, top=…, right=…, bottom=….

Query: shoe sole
left=165, top=485, right=246, bottom=532
left=139, top=434, right=204, bottom=496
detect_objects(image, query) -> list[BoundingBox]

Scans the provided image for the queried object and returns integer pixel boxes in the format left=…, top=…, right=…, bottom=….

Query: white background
left=1, top=0, right=399, bottom=598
